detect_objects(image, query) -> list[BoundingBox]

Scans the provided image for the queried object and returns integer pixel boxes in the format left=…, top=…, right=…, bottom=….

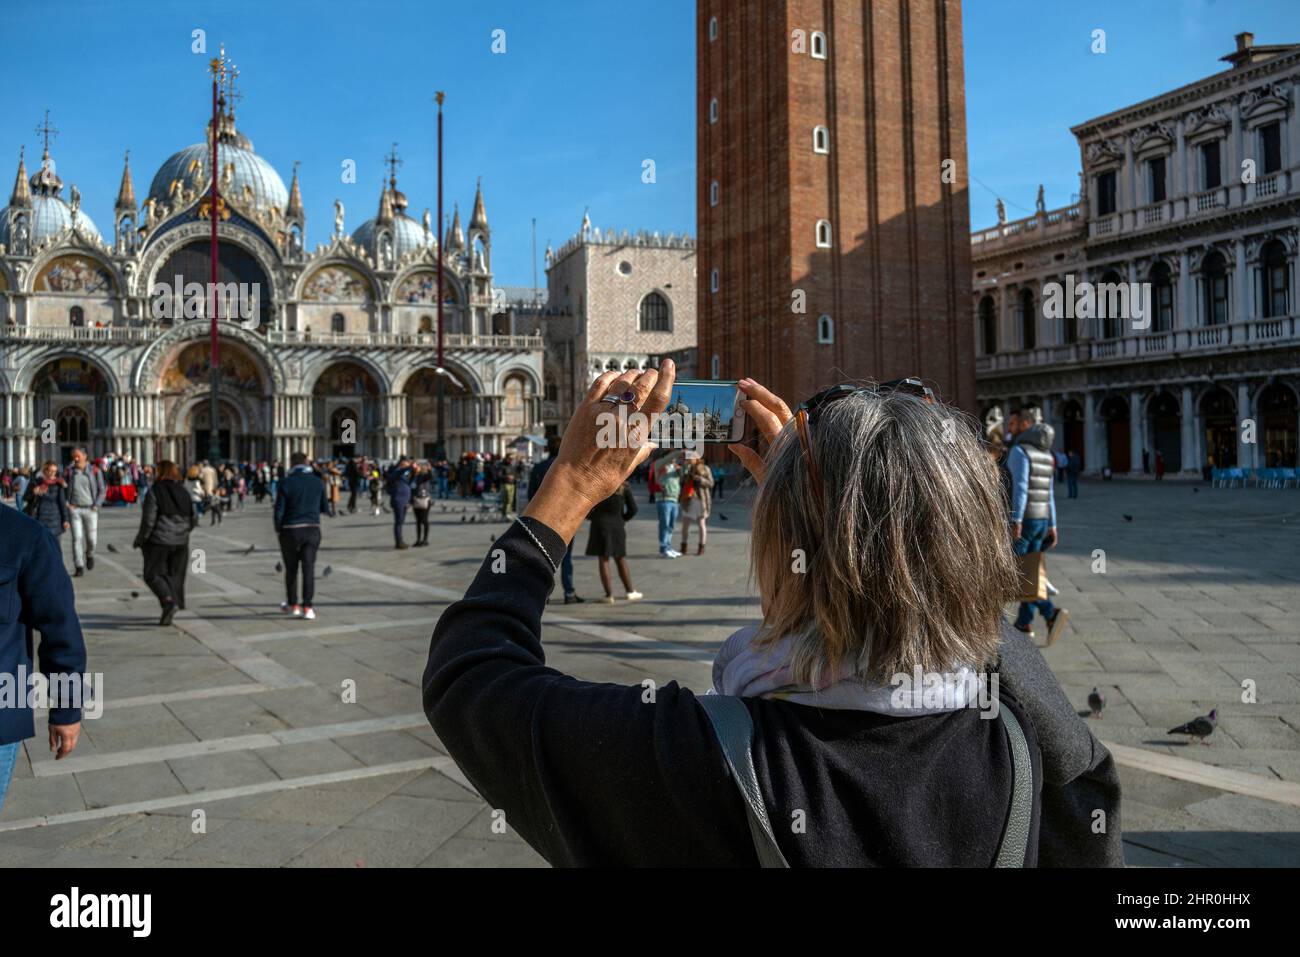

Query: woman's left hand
left=525, top=360, right=676, bottom=542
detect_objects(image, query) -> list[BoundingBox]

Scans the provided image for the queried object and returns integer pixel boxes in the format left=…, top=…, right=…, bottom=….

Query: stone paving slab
left=0, top=478, right=1295, bottom=866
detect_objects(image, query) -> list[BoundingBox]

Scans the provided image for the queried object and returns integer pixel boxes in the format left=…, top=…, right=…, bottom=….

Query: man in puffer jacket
left=1006, top=407, right=1069, bottom=645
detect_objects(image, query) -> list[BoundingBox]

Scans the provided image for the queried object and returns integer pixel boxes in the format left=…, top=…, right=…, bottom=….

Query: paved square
left=1, top=477, right=1297, bottom=866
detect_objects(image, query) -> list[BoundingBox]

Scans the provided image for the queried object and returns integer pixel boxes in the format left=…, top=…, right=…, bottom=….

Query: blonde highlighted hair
left=751, top=388, right=1017, bottom=685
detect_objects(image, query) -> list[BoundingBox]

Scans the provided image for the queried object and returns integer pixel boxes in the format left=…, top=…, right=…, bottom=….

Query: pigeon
left=460, top=515, right=466, bottom=523
left=718, top=513, right=728, bottom=522
left=1122, top=514, right=1133, bottom=522
left=275, top=562, right=283, bottom=573
left=130, top=590, right=139, bottom=599
left=1168, top=709, right=1217, bottom=744
left=1192, top=487, right=1199, bottom=494
left=1087, top=687, right=1105, bottom=718
left=244, top=544, right=256, bottom=555
left=106, top=543, right=119, bottom=553
left=322, top=566, right=332, bottom=578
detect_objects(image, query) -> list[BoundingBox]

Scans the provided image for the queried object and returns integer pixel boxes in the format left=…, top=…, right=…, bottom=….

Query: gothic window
left=1200, top=140, right=1222, bottom=190
left=1261, top=240, right=1289, bottom=319
left=813, top=125, right=830, bottom=154
left=817, top=314, right=834, bottom=344
left=331, top=313, right=346, bottom=334
left=1146, top=155, right=1167, bottom=203
left=1151, top=261, right=1174, bottom=331
left=815, top=219, right=832, bottom=248
left=1018, top=288, right=1036, bottom=350
left=1259, top=121, right=1283, bottom=175
left=978, top=296, right=997, bottom=354
left=1100, top=269, right=1124, bottom=339
left=811, top=31, right=827, bottom=59
left=56, top=406, right=89, bottom=444
left=1095, top=170, right=1117, bottom=216
left=69, top=306, right=85, bottom=327
left=639, top=291, right=671, bottom=332
left=1202, top=252, right=1229, bottom=325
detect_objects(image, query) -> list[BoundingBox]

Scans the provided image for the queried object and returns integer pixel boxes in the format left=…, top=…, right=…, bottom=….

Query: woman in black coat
left=133, top=461, right=197, bottom=626
left=23, top=461, right=70, bottom=542
left=584, top=482, right=641, bottom=603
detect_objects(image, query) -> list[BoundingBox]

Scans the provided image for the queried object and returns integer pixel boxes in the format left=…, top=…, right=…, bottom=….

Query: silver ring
left=602, top=390, right=638, bottom=406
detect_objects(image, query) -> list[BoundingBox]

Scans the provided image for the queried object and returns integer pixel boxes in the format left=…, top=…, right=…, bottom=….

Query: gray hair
left=751, top=388, right=1018, bottom=685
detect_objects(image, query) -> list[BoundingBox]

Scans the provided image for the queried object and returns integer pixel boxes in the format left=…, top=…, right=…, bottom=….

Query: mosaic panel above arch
left=35, top=255, right=114, bottom=294
left=161, top=340, right=268, bottom=394
left=302, top=264, right=373, bottom=303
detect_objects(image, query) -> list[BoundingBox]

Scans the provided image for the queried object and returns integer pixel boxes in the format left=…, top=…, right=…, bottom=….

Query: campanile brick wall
left=698, top=0, right=975, bottom=411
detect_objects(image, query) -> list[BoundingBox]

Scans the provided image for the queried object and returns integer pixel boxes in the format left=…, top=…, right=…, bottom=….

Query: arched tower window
left=817, top=314, right=834, bottom=344
left=815, top=220, right=832, bottom=248
left=813, top=126, right=830, bottom=154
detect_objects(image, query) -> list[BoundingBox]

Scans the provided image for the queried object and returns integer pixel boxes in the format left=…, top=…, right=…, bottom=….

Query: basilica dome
left=148, top=135, right=288, bottom=218
left=0, top=147, right=102, bottom=249
left=351, top=213, right=430, bottom=259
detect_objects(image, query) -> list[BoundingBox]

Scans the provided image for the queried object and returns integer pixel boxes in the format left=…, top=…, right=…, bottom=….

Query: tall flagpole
left=435, top=91, right=445, bottom=462
left=208, top=51, right=224, bottom=463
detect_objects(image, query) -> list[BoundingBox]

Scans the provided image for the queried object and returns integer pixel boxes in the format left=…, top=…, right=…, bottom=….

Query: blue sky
left=0, top=1, right=1297, bottom=284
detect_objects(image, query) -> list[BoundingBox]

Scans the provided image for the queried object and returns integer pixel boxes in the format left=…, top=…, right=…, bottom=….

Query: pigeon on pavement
left=1087, top=687, right=1105, bottom=718
left=1168, top=709, right=1217, bottom=744
left=322, top=566, right=332, bottom=578
left=1122, top=514, right=1133, bottom=522
left=275, top=562, right=283, bottom=573
left=106, top=543, right=119, bottom=553
left=244, top=544, right=256, bottom=555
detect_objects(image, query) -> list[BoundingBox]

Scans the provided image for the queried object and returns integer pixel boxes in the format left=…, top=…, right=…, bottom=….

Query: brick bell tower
left=697, top=0, right=975, bottom=411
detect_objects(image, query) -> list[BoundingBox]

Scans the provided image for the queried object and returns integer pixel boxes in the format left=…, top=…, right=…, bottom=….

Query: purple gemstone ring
left=600, top=390, right=638, bottom=405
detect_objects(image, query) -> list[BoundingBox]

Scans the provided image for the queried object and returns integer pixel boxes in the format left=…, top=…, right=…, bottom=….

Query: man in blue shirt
left=1006, top=407, right=1069, bottom=645
left=386, top=457, right=415, bottom=549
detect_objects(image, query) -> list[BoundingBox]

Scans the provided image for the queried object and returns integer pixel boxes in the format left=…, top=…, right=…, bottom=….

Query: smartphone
left=661, top=380, right=747, bottom=445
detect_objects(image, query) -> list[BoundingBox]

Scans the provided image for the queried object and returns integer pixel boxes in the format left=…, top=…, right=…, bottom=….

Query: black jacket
left=134, top=480, right=197, bottom=548
left=423, top=519, right=1123, bottom=867
left=24, top=481, right=70, bottom=535
left=274, top=466, right=328, bottom=532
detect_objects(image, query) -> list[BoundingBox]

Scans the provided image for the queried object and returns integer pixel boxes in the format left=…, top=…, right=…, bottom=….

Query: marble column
left=1177, top=250, right=1191, bottom=330
left=1234, top=238, right=1249, bottom=325
left=1129, top=390, right=1146, bottom=475
left=1083, top=392, right=1100, bottom=475
left=1237, top=381, right=1254, bottom=471
left=1180, top=385, right=1197, bottom=474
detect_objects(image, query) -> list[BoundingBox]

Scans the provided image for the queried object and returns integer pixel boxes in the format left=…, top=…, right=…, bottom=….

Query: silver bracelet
left=514, top=517, right=558, bottom=574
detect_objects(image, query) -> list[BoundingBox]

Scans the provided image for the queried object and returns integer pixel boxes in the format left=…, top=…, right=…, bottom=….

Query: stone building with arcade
left=973, top=33, right=1300, bottom=476
left=0, top=95, right=543, bottom=468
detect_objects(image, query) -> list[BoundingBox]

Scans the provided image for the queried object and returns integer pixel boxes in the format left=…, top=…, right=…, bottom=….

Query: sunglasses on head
left=793, top=378, right=935, bottom=512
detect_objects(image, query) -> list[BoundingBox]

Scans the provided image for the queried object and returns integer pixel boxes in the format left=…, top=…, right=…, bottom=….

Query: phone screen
left=661, top=380, right=746, bottom=444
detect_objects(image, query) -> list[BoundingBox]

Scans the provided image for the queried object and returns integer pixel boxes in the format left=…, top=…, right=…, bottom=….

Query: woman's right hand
left=728, top=378, right=794, bottom=486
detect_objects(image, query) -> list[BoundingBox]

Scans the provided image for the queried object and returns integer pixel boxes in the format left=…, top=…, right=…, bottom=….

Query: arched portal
left=312, top=361, right=381, bottom=459
left=160, top=338, right=272, bottom=463
left=1098, top=395, right=1131, bottom=472
left=1057, top=398, right=1085, bottom=469
left=32, top=357, right=111, bottom=463
left=1200, top=387, right=1237, bottom=468
left=405, top=366, right=471, bottom=460
left=1257, top=383, right=1298, bottom=467
left=1148, top=391, right=1182, bottom=472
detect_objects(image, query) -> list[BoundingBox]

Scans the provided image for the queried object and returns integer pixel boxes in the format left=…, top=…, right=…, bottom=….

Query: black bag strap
left=696, top=694, right=789, bottom=868
left=699, top=693, right=1033, bottom=868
